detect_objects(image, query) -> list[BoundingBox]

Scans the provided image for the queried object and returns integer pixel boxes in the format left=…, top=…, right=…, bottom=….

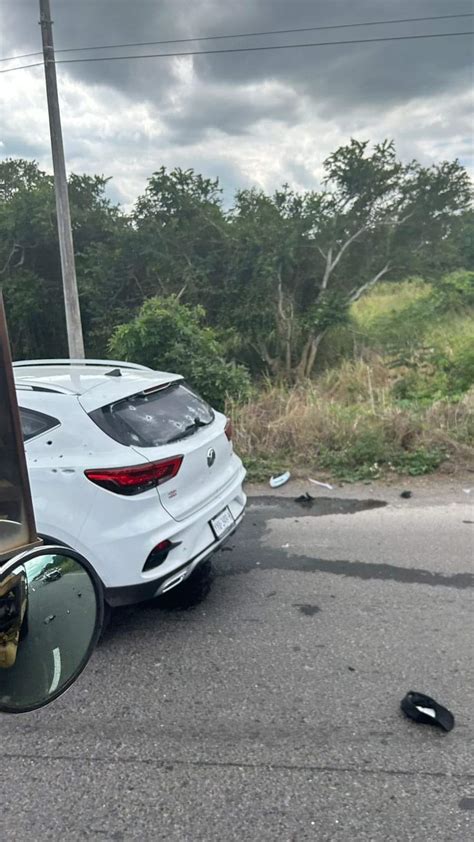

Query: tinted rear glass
left=89, top=382, right=214, bottom=447
left=19, top=408, right=60, bottom=441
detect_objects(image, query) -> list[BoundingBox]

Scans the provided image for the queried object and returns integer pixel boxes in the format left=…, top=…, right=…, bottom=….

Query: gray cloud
left=4, top=0, right=473, bottom=143
left=1, top=0, right=472, bottom=207
left=164, top=81, right=301, bottom=144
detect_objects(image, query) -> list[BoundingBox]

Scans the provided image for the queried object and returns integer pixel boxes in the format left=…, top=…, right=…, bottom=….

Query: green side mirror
left=0, top=546, right=103, bottom=713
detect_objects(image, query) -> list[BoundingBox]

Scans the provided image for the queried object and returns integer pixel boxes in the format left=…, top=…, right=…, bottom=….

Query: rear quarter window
left=19, top=408, right=60, bottom=442
left=89, top=382, right=215, bottom=447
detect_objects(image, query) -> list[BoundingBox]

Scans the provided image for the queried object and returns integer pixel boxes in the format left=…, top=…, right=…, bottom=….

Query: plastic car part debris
left=400, top=691, right=455, bottom=732
left=269, top=471, right=291, bottom=488
left=400, top=491, right=412, bottom=499
left=308, top=478, right=333, bottom=490
left=295, top=492, right=314, bottom=505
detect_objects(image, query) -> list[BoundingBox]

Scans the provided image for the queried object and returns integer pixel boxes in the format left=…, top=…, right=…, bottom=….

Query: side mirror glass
left=0, top=547, right=103, bottom=713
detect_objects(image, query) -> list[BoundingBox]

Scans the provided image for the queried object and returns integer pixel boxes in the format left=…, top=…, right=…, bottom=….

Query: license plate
left=210, top=507, right=234, bottom=539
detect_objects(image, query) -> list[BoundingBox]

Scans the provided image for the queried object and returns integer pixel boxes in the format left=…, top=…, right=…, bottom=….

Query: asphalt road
left=1, top=481, right=473, bottom=841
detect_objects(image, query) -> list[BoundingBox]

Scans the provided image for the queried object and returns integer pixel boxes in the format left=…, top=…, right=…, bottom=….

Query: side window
left=19, top=408, right=60, bottom=442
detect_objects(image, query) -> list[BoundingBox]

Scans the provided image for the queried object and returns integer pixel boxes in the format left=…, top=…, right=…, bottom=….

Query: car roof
left=13, top=359, right=183, bottom=410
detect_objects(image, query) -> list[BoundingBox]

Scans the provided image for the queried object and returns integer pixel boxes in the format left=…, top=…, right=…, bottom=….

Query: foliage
left=341, top=272, right=474, bottom=401
left=108, top=296, right=251, bottom=410
left=1, top=142, right=471, bottom=379
left=0, top=159, right=122, bottom=358
left=229, top=370, right=473, bottom=482
left=1, top=150, right=472, bottom=482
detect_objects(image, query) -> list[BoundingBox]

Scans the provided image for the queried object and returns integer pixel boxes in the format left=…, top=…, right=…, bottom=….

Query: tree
left=0, top=159, right=123, bottom=358
left=1, top=146, right=471, bottom=380
left=222, top=140, right=472, bottom=380
left=132, top=167, right=229, bottom=310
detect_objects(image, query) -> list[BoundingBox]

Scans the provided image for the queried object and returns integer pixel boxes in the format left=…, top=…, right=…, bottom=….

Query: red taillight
left=225, top=419, right=233, bottom=441
left=85, top=456, right=183, bottom=495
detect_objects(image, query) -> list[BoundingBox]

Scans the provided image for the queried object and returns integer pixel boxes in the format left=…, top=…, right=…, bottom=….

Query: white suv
left=13, top=359, right=246, bottom=607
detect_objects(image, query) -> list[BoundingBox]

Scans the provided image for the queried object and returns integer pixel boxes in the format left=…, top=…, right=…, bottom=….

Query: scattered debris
left=347, top=666, right=356, bottom=672
left=281, top=543, right=290, bottom=549
left=308, top=478, right=333, bottom=490
left=269, top=471, right=291, bottom=488
left=400, top=691, right=455, bottom=732
left=463, top=488, right=472, bottom=494
left=463, top=521, right=474, bottom=525
left=220, top=546, right=233, bottom=552
left=293, top=603, right=321, bottom=616
left=43, top=615, right=56, bottom=625
left=400, top=491, right=413, bottom=499
left=295, top=492, right=315, bottom=506
left=459, top=797, right=474, bottom=811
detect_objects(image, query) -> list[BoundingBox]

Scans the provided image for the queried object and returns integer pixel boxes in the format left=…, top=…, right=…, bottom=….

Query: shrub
left=109, top=296, right=251, bottom=410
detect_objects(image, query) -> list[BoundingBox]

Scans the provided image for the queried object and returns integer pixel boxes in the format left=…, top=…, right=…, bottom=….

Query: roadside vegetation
left=230, top=274, right=474, bottom=481
left=1, top=141, right=472, bottom=480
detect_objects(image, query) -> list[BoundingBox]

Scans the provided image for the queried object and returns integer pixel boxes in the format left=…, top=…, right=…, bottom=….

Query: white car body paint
left=14, top=360, right=246, bottom=605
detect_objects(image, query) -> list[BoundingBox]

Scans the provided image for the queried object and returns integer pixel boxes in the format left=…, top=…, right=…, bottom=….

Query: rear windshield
left=89, top=382, right=214, bottom=447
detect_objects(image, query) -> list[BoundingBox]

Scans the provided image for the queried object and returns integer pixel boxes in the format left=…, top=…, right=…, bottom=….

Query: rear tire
left=157, top=559, right=215, bottom=610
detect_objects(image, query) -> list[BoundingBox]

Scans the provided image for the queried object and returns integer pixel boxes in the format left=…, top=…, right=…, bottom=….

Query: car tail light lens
left=225, top=419, right=233, bottom=441
left=85, top=456, right=183, bottom=495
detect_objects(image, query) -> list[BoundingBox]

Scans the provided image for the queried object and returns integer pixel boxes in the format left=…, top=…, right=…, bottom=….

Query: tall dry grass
left=228, top=358, right=474, bottom=480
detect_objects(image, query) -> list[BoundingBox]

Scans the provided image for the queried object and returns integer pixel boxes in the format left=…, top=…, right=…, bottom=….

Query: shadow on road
left=99, top=559, right=216, bottom=647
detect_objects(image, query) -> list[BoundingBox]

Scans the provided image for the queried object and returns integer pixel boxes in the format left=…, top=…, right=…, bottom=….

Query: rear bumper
left=105, top=509, right=243, bottom=607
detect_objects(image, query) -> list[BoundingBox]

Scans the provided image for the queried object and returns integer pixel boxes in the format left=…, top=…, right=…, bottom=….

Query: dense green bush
left=430, top=269, right=474, bottom=312
left=108, top=296, right=251, bottom=410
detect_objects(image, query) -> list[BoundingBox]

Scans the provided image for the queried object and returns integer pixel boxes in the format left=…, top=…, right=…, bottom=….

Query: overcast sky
left=1, top=0, right=473, bottom=207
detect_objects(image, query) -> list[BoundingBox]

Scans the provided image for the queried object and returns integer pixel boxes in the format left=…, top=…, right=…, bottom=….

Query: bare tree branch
left=130, top=272, right=145, bottom=297
left=253, top=340, right=277, bottom=372
left=305, top=330, right=327, bottom=378
left=321, top=246, right=333, bottom=290
left=348, top=263, right=390, bottom=304
left=325, top=224, right=367, bottom=283
left=1, top=243, right=21, bottom=275
left=276, top=270, right=295, bottom=375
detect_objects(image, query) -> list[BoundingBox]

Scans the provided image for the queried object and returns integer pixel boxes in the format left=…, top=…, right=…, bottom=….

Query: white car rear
left=14, top=359, right=246, bottom=606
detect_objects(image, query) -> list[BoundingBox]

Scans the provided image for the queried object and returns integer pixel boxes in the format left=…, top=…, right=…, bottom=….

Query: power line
left=1, top=11, right=473, bottom=64
left=1, top=29, right=472, bottom=75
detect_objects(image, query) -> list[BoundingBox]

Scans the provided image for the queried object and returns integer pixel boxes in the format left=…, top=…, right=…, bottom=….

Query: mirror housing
left=0, top=546, right=103, bottom=713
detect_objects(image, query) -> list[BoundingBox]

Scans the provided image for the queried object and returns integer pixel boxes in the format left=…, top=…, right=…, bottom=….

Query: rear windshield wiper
left=167, top=416, right=210, bottom=443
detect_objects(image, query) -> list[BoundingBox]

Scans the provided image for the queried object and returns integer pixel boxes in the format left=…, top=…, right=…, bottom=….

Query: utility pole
left=39, top=0, right=84, bottom=358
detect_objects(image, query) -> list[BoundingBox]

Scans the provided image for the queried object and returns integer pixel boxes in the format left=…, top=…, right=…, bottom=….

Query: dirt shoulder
left=245, top=470, right=474, bottom=507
